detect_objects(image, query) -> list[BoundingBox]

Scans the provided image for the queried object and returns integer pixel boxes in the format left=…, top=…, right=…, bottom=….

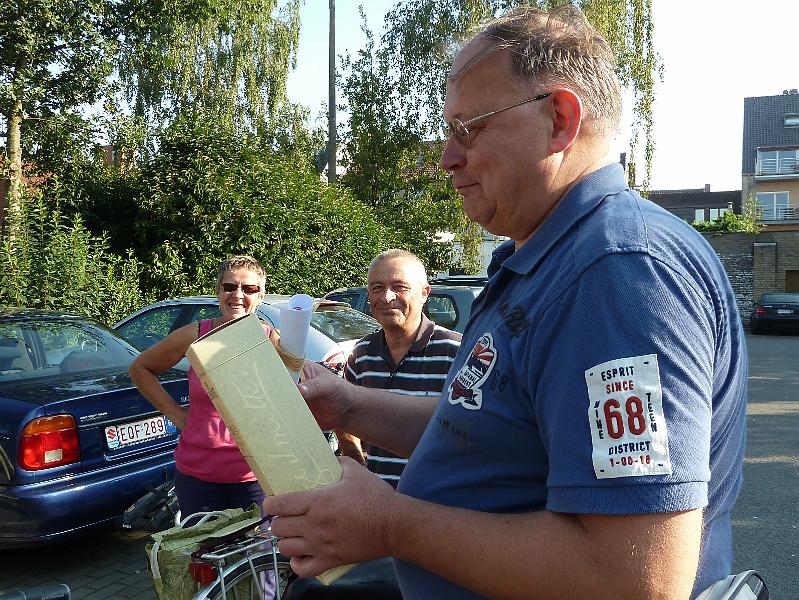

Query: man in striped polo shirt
left=339, top=249, right=462, bottom=487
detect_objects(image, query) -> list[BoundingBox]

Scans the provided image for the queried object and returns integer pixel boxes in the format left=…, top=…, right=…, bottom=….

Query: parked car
left=749, top=292, right=799, bottom=334
left=113, top=295, right=380, bottom=374
left=0, top=308, right=187, bottom=548
left=324, top=275, right=487, bottom=333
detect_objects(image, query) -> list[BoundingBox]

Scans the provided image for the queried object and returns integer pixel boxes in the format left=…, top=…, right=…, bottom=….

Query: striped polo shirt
left=344, top=314, right=462, bottom=487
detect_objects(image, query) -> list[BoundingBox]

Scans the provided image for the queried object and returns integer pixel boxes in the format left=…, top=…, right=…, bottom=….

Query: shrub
left=0, top=188, right=153, bottom=326
left=132, top=118, right=396, bottom=298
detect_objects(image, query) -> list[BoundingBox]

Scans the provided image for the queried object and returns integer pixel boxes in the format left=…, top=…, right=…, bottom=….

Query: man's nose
left=439, top=136, right=465, bottom=172
left=378, top=289, right=397, bottom=303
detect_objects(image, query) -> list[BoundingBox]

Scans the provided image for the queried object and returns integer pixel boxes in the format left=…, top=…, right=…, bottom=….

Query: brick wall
left=701, top=231, right=799, bottom=318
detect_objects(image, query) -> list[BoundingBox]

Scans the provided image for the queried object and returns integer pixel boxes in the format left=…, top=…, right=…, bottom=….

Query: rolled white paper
left=277, top=293, right=314, bottom=382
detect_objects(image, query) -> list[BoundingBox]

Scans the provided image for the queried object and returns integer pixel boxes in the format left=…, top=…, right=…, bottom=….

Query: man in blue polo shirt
left=265, top=5, right=747, bottom=599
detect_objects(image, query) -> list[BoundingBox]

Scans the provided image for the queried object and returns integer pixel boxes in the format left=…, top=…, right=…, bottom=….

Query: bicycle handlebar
left=0, top=584, right=71, bottom=600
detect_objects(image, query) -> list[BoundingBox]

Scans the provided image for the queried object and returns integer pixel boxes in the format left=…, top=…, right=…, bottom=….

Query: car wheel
left=750, top=323, right=762, bottom=335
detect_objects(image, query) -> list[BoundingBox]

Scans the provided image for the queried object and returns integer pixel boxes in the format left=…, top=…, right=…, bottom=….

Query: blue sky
left=287, top=0, right=799, bottom=192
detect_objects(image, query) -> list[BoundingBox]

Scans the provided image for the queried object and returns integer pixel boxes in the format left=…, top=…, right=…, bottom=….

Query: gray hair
left=456, top=5, right=622, bottom=136
left=368, top=249, right=428, bottom=285
left=215, top=255, right=267, bottom=291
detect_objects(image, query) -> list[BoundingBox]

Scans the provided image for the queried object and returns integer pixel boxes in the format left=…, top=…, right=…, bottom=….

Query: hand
left=298, top=361, right=354, bottom=431
left=265, top=457, right=398, bottom=577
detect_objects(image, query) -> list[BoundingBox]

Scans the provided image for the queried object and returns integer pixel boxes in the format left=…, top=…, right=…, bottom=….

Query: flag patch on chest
left=584, top=354, right=672, bottom=479
left=447, top=333, right=497, bottom=411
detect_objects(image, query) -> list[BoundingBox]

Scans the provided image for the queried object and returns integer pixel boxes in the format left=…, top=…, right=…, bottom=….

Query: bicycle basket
left=145, top=505, right=264, bottom=600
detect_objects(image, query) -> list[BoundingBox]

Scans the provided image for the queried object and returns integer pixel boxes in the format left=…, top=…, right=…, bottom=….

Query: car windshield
left=311, top=308, right=379, bottom=342
left=761, top=293, right=799, bottom=304
left=0, top=318, right=137, bottom=382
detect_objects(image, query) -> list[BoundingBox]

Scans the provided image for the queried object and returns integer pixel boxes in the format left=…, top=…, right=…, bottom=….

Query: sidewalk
left=0, top=528, right=156, bottom=600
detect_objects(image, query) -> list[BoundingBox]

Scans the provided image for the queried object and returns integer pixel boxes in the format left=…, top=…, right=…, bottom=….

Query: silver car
left=112, top=295, right=380, bottom=373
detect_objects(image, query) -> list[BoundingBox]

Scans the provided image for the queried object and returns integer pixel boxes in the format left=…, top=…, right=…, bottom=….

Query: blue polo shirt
left=397, top=163, right=748, bottom=599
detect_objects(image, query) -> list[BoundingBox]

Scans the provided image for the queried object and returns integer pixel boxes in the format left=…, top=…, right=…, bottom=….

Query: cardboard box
left=186, top=313, right=354, bottom=583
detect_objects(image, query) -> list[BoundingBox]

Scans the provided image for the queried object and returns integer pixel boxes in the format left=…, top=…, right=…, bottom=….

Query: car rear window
left=426, top=294, right=458, bottom=330
left=310, top=308, right=379, bottom=342
left=761, top=293, right=799, bottom=303
left=0, top=319, right=137, bottom=382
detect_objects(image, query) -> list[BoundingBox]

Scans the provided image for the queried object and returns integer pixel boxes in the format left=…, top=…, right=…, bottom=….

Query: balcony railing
left=756, top=206, right=799, bottom=221
left=756, top=157, right=799, bottom=176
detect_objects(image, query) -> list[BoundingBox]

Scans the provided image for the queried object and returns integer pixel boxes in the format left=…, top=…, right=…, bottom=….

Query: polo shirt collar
left=488, top=162, right=628, bottom=277
left=367, top=313, right=436, bottom=356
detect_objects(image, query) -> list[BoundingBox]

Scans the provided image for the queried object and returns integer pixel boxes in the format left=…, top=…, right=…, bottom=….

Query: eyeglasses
left=221, top=282, right=261, bottom=294
left=443, top=92, right=551, bottom=148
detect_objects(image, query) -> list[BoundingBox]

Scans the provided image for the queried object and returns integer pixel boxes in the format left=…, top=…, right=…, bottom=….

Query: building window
left=757, top=149, right=799, bottom=175
left=694, top=209, right=705, bottom=223
left=785, top=114, right=799, bottom=127
left=703, top=208, right=729, bottom=222
left=755, top=191, right=790, bottom=220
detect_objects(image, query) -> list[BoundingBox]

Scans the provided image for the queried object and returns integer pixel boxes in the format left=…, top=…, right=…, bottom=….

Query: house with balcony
left=742, top=89, right=799, bottom=230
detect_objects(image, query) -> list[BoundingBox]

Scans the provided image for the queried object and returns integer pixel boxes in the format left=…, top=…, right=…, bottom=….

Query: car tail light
left=754, top=306, right=766, bottom=316
left=19, top=415, right=80, bottom=470
left=322, top=350, right=346, bottom=375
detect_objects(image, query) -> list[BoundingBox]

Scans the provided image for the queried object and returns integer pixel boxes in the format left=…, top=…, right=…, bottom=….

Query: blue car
left=0, top=309, right=188, bottom=548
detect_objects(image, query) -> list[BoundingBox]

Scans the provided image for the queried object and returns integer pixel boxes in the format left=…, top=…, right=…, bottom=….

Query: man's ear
left=421, top=284, right=431, bottom=304
left=548, top=89, right=582, bottom=154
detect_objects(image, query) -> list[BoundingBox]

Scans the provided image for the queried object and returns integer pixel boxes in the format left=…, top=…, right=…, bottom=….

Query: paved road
left=0, top=528, right=155, bottom=599
left=1, top=333, right=797, bottom=598
left=732, top=332, right=799, bottom=599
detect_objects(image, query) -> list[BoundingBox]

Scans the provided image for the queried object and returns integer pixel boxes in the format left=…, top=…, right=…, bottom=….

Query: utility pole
left=327, top=0, right=337, bottom=183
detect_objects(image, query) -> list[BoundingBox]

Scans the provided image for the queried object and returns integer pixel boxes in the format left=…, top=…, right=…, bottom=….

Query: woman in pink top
left=129, top=255, right=273, bottom=517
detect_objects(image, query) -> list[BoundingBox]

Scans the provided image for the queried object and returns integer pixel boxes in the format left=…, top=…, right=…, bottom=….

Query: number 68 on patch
left=584, top=354, right=672, bottom=479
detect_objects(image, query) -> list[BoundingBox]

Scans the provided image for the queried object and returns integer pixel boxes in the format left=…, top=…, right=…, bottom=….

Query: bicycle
left=186, top=514, right=295, bottom=600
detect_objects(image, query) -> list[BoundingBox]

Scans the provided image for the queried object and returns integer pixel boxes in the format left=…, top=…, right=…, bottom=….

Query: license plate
left=105, top=415, right=176, bottom=450
left=777, top=309, right=793, bottom=315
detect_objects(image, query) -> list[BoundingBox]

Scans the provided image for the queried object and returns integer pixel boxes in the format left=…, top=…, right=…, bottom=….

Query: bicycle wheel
left=193, top=550, right=295, bottom=600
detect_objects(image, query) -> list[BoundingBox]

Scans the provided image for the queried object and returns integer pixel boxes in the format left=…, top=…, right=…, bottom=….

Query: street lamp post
left=327, top=0, right=337, bottom=183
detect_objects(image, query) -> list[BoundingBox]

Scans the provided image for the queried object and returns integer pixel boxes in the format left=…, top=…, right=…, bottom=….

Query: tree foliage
left=0, top=188, right=152, bottom=325
left=0, top=0, right=115, bottom=233
left=132, top=118, right=396, bottom=298
left=692, top=195, right=763, bottom=234
left=360, top=0, right=659, bottom=181
left=339, top=12, right=478, bottom=275
left=114, top=0, right=301, bottom=137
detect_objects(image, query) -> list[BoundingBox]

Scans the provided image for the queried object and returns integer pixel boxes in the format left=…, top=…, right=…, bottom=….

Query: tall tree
left=340, top=17, right=478, bottom=275
left=378, top=0, right=659, bottom=184
left=0, top=0, right=114, bottom=237
left=114, top=0, right=301, bottom=138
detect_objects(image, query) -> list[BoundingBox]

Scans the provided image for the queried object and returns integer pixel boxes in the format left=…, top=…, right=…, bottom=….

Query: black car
left=749, top=292, right=799, bottom=334
left=0, top=308, right=187, bottom=547
left=325, top=275, right=487, bottom=333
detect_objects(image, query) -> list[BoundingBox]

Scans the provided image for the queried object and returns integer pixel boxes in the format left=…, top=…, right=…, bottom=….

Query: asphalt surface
left=0, top=333, right=796, bottom=599
left=731, top=332, right=799, bottom=599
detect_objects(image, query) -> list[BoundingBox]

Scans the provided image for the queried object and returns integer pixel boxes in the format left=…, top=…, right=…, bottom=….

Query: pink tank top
left=174, top=318, right=271, bottom=483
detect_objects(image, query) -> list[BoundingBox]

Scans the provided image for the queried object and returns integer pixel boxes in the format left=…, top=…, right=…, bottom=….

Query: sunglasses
left=221, top=282, right=261, bottom=294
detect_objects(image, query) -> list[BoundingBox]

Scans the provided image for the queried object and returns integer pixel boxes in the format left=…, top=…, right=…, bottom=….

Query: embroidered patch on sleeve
left=584, top=354, right=672, bottom=479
